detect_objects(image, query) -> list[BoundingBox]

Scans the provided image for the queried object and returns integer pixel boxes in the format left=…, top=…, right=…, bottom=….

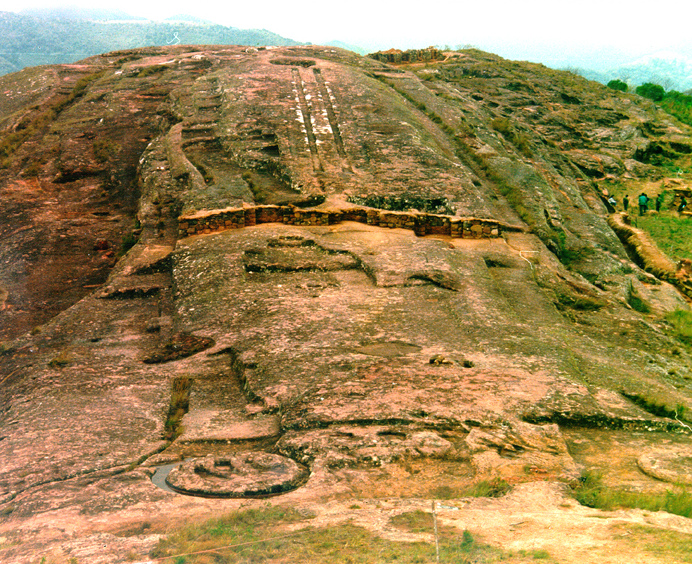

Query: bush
left=607, top=79, right=628, bottom=92
left=636, top=82, right=665, bottom=102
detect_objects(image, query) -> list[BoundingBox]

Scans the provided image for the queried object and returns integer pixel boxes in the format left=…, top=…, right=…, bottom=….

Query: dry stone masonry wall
left=178, top=204, right=515, bottom=239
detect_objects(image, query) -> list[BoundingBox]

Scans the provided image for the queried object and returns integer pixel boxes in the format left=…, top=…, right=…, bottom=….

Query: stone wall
left=178, top=205, right=518, bottom=240
left=368, top=47, right=444, bottom=65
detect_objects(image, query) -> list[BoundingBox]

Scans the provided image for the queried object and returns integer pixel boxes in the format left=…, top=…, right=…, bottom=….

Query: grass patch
left=490, top=117, right=533, bottom=158
left=637, top=211, right=692, bottom=263
left=626, top=281, right=651, bottom=314
left=93, top=137, right=120, bottom=163
left=151, top=505, right=502, bottom=563
left=431, top=478, right=511, bottom=500
left=622, top=391, right=687, bottom=421
left=389, top=509, right=434, bottom=533
left=612, top=523, right=692, bottom=563
left=163, top=376, right=192, bottom=441
left=571, top=470, right=692, bottom=517
left=136, top=65, right=169, bottom=78
left=666, top=309, right=692, bottom=345
left=0, top=69, right=106, bottom=168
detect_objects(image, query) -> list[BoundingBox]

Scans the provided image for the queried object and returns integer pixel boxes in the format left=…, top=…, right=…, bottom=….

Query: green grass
left=626, top=281, right=651, bottom=314
left=430, top=478, right=512, bottom=500
left=636, top=211, right=692, bottom=263
left=666, top=309, right=692, bottom=345
left=151, top=505, right=503, bottom=563
left=613, top=524, right=692, bottom=563
left=571, top=470, right=692, bottom=517
left=622, top=390, right=687, bottom=421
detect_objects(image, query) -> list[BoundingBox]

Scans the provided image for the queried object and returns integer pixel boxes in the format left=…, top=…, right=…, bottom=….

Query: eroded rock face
left=165, top=453, right=308, bottom=497
left=1, top=45, right=692, bottom=562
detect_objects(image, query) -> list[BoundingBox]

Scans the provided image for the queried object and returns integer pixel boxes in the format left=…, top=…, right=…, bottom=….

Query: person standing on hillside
left=623, top=194, right=630, bottom=211
left=607, top=195, right=617, bottom=212
left=656, top=193, right=664, bottom=211
left=638, top=193, right=649, bottom=216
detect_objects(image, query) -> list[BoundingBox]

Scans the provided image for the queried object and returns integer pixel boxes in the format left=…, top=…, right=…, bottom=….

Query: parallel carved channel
left=291, top=68, right=323, bottom=172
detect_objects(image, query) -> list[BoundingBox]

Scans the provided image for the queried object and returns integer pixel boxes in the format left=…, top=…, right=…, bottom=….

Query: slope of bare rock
left=1, top=45, right=692, bottom=562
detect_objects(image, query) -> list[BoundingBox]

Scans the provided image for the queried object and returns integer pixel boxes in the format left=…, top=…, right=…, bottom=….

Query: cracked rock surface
left=1, top=45, right=692, bottom=562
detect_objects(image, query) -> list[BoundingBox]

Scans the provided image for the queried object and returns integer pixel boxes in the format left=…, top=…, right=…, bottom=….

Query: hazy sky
left=2, top=1, right=691, bottom=69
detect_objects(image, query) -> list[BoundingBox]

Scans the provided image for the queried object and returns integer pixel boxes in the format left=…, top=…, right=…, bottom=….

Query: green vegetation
left=637, top=211, right=692, bottom=263
left=625, top=80, right=692, bottom=129
left=603, top=75, right=692, bottom=131
left=431, top=478, right=512, bottom=500
left=0, top=12, right=300, bottom=76
left=118, top=231, right=139, bottom=257
left=621, top=391, right=687, bottom=421
left=0, top=69, right=106, bottom=168
left=607, top=79, right=628, bottom=92
left=389, top=509, right=437, bottom=533
left=660, top=90, right=692, bottom=128
left=626, top=280, right=651, bottom=314
left=636, top=82, right=665, bottom=102
left=666, top=309, right=692, bottom=345
left=613, top=524, right=692, bottom=563
left=93, top=137, right=120, bottom=163
left=48, top=350, right=72, bottom=368
left=136, top=64, right=170, bottom=78
left=571, top=470, right=692, bottom=517
left=163, top=376, right=192, bottom=441
left=490, top=118, right=533, bottom=157
left=151, top=505, right=503, bottom=563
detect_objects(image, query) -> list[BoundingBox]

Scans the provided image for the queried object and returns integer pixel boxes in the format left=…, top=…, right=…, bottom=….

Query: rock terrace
left=0, top=45, right=692, bottom=563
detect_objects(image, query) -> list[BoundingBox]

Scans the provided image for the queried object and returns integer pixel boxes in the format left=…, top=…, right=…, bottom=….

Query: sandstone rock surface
left=1, top=45, right=692, bottom=563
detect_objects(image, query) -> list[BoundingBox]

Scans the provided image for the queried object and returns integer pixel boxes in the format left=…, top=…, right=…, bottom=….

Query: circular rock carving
left=165, top=452, right=309, bottom=498
left=637, top=447, right=692, bottom=485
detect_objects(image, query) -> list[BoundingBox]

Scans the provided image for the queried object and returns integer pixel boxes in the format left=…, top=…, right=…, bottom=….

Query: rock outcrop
left=1, top=45, right=692, bottom=563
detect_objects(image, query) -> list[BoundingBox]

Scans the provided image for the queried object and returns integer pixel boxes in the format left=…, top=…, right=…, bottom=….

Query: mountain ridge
left=0, top=10, right=304, bottom=76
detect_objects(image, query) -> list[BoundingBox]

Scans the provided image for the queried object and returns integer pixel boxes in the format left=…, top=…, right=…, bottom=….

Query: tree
left=636, top=82, right=665, bottom=102
left=607, top=79, right=628, bottom=92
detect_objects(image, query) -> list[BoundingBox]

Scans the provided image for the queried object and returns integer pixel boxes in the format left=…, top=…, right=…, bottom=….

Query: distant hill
left=572, top=51, right=692, bottom=93
left=612, top=51, right=692, bottom=92
left=163, top=14, right=216, bottom=25
left=20, top=7, right=145, bottom=21
left=0, top=10, right=304, bottom=75
left=325, top=40, right=368, bottom=55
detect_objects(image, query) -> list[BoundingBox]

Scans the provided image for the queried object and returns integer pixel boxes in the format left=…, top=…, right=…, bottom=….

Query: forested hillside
left=0, top=11, right=302, bottom=75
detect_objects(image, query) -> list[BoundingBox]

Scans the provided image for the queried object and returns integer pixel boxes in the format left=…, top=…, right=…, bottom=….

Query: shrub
left=607, top=79, right=628, bottom=92
left=636, top=82, right=665, bottom=102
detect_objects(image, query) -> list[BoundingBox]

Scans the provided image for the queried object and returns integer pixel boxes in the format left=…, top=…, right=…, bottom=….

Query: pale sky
left=2, top=1, right=691, bottom=69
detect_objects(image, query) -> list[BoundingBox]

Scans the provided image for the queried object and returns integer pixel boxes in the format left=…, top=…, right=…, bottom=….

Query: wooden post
left=432, top=500, right=440, bottom=563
